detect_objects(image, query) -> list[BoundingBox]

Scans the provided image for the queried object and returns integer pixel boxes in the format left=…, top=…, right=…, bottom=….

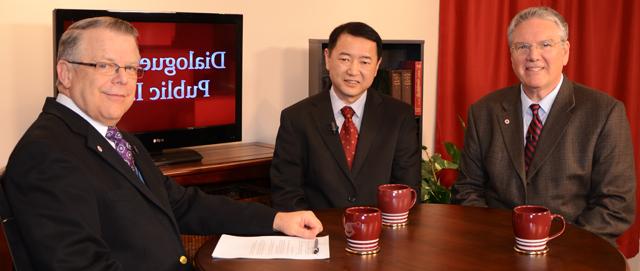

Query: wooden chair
left=0, top=173, right=34, bottom=271
left=181, top=234, right=214, bottom=262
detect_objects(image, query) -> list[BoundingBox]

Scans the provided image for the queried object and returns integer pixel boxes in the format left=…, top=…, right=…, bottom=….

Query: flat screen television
left=53, top=9, right=243, bottom=164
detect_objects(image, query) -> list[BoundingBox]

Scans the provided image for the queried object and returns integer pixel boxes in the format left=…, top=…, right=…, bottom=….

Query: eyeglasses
left=510, top=40, right=566, bottom=55
left=65, top=60, right=144, bottom=79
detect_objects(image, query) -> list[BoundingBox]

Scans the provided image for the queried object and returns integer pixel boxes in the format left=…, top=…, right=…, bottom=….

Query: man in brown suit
left=451, top=6, right=636, bottom=245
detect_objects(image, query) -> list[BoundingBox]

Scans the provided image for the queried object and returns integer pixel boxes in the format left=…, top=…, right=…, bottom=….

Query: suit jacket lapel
left=310, top=92, right=352, bottom=180
left=499, top=86, right=527, bottom=182
left=127, top=140, right=177, bottom=219
left=86, top=133, right=166, bottom=211
left=351, top=91, right=382, bottom=178
left=43, top=98, right=169, bottom=215
left=527, top=79, right=575, bottom=178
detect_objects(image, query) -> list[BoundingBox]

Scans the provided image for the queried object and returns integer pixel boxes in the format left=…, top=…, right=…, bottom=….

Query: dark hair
left=327, top=22, right=382, bottom=59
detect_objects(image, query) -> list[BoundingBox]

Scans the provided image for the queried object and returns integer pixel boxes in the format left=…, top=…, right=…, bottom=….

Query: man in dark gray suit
left=452, top=6, right=636, bottom=244
left=3, top=16, right=322, bottom=271
left=270, top=22, right=421, bottom=211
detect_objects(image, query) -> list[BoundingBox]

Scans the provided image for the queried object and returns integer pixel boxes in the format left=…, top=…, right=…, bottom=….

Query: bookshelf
left=308, top=39, right=424, bottom=141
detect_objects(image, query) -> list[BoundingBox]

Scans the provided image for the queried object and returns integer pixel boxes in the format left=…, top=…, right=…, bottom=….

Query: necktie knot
left=341, top=106, right=355, bottom=120
left=106, top=126, right=136, bottom=172
left=106, top=126, right=124, bottom=142
left=530, top=104, right=541, bottom=115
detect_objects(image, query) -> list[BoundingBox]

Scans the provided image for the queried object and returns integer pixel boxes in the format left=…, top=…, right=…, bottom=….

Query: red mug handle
left=409, top=188, right=417, bottom=208
left=342, top=216, right=351, bottom=237
left=548, top=214, right=565, bottom=241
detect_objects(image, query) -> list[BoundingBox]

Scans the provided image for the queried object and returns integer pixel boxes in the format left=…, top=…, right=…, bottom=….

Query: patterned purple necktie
left=340, top=106, right=359, bottom=170
left=106, top=126, right=136, bottom=172
left=525, top=104, right=543, bottom=173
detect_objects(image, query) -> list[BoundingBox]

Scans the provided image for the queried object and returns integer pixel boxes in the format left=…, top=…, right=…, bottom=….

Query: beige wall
left=0, top=0, right=440, bottom=166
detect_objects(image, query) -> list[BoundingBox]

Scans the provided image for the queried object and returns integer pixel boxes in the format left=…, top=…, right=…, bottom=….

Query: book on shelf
left=401, top=60, right=423, bottom=116
left=400, top=69, right=413, bottom=106
left=388, top=69, right=403, bottom=102
left=387, top=69, right=412, bottom=107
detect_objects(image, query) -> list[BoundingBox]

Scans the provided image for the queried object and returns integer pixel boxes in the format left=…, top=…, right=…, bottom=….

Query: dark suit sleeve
left=5, top=141, right=123, bottom=271
left=574, top=101, right=636, bottom=241
left=390, top=106, right=422, bottom=193
left=451, top=104, right=489, bottom=207
left=126, top=137, right=278, bottom=235
left=270, top=109, right=310, bottom=211
left=161, top=174, right=278, bottom=235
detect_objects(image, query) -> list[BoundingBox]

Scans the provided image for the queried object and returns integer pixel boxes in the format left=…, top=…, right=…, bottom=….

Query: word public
left=135, top=50, right=226, bottom=101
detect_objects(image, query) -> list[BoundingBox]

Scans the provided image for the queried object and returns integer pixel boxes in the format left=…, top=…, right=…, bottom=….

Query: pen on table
left=313, top=238, right=319, bottom=254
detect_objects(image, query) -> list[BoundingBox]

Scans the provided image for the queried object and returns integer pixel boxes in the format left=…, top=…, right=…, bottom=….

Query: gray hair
left=56, top=16, right=138, bottom=89
left=57, top=16, right=138, bottom=61
left=507, top=7, right=568, bottom=45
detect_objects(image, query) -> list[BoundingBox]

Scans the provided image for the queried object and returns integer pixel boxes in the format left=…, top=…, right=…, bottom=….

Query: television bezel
left=53, top=8, right=243, bottom=153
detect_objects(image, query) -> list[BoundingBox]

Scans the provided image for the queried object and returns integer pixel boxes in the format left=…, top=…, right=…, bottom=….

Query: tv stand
left=158, top=142, right=274, bottom=202
left=151, top=148, right=203, bottom=166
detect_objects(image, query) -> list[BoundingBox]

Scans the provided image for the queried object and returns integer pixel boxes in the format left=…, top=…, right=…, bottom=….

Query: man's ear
left=56, top=60, right=73, bottom=89
left=324, top=48, right=331, bottom=71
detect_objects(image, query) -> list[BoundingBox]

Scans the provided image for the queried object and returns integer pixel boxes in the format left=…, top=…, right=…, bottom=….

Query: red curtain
left=436, top=0, right=640, bottom=257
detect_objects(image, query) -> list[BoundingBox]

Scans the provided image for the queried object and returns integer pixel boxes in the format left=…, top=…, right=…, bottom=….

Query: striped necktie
left=525, top=104, right=543, bottom=173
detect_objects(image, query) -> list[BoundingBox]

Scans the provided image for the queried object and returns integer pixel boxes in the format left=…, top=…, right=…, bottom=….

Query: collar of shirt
left=56, top=94, right=115, bottom=149
left=330, top=87, right=367, bottom=133
left=520, top=75, right=563, bottom=142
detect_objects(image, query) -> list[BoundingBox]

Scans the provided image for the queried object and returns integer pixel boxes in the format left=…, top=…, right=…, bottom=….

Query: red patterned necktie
left=340, top=106, right=359, bottom=170
left=106, top=126, right=136, bottom=172
left=525, top=104, right=543, bottom=173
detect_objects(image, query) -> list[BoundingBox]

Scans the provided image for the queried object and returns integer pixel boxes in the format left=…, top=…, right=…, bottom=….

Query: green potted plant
left=420, top=142, right=461, bottom=204
left=420, top=117, right=465, bottom=203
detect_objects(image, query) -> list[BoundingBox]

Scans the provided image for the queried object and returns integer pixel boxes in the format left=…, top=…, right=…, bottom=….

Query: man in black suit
left=270, top=22, right=421, bottom=211
left=3, top=16, right=322, bottom=271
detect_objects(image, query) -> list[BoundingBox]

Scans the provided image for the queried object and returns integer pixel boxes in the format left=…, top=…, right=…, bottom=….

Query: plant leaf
left=443, top=141, right=461, bottom=164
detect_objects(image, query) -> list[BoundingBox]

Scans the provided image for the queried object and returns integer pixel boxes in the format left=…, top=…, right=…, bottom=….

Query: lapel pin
left=504, top=118, right=510, bottom=125
left=97, top=145, right=103, bottom=152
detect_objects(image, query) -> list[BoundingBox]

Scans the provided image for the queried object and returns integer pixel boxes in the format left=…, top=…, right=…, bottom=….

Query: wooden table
left=194, top=204, right=628, bottom=271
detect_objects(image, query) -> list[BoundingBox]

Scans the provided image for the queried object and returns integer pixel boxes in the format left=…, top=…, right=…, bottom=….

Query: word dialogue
left=135, top=50, right=227, bottom=101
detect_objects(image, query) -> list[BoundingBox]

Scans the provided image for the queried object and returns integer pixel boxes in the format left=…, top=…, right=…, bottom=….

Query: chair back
left=0, top=173, right=35, bottom=271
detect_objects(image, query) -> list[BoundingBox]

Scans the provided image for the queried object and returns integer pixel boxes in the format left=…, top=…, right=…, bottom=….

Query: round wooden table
left=195, top=203, right=628, bottom=271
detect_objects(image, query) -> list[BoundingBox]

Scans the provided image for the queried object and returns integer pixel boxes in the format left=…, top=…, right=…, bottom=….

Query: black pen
left=313, top=238, right=319, bottom=254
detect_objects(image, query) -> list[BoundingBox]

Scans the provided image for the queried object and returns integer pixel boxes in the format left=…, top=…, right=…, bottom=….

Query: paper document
left=211, top=235, right=330, bottom=259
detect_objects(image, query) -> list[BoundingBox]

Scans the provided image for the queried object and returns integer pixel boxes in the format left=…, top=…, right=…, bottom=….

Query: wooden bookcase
left=308, top=39, right=424, bottom=141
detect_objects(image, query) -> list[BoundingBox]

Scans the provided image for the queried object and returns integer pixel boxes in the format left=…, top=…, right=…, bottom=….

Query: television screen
left=53, top=9, right=242, bottom=162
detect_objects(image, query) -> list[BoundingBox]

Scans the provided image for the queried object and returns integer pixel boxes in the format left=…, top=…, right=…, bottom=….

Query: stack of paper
left=211, top=235, right=330, bottom=260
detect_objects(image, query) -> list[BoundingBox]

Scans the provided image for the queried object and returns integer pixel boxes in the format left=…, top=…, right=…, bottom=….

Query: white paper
left=211, top=235, right=330, bottom=259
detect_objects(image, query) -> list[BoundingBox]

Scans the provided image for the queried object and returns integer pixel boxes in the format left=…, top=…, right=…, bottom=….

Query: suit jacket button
left=348, top=196, right=356, bottom=203
left=179, top=255, right=188, bottom=265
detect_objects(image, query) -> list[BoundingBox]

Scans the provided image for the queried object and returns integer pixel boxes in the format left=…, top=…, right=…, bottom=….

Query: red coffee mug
left=512, top=205, right=565, bottom=253
left=343, top=206, right=382, bottom=254
left=377, top=184, right=417, bottom=227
